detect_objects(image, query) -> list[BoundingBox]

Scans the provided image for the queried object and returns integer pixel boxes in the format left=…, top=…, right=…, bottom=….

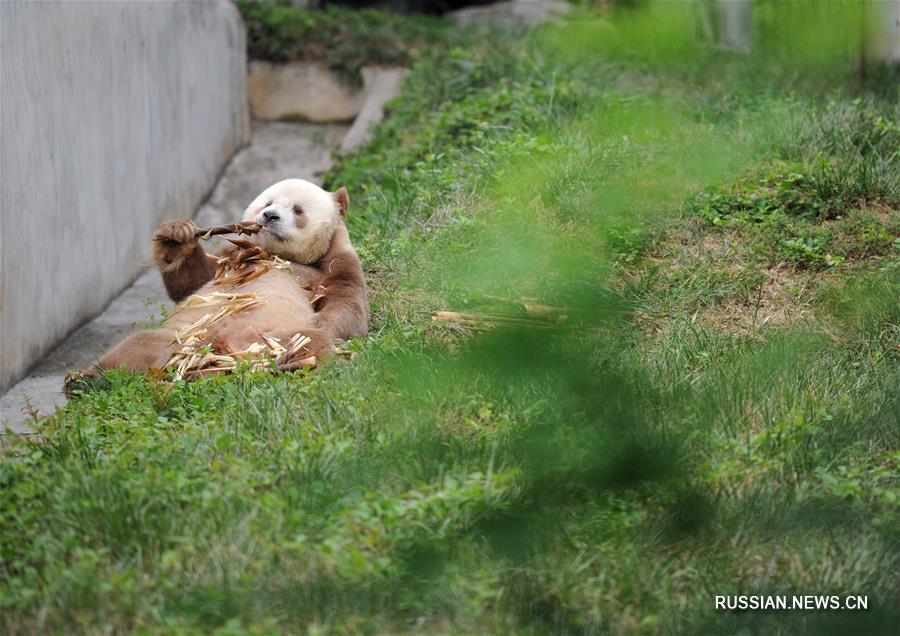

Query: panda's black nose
left=262, top=210, right=279, bottom=224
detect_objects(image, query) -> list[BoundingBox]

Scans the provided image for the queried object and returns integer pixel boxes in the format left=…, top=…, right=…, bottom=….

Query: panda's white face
left=242, top=179, right=344, bottom=265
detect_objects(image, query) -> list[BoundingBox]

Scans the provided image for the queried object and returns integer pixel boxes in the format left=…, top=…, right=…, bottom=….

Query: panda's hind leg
left=95, top=329, right=178, bottom=372
left=65, top=329, right=178, bottom=395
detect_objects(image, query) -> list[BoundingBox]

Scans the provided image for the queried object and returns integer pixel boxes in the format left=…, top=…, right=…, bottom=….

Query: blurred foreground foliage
left=3, top=2, right=899, bottom=634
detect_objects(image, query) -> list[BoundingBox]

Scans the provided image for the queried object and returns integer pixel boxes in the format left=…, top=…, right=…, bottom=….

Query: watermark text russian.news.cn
left=715, top=595, right=868, bottom=611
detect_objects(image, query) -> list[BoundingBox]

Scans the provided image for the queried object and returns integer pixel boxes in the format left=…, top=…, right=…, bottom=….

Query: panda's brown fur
left=72, top=179, right=368, bottom=383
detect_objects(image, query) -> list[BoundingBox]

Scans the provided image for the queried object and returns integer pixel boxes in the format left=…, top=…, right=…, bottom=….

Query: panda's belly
left=164, top=268, right=317, bottom=352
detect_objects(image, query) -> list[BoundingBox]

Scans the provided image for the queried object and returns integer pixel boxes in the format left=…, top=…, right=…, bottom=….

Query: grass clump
left=236, top=0, right=453, bottom=79
left=684, top=99, right=899, bottom=268
left=3, top=2, right=899, bottom=634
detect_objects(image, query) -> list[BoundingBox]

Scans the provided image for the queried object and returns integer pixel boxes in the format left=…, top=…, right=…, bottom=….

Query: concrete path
left=0, top=121, right=348, bottom=436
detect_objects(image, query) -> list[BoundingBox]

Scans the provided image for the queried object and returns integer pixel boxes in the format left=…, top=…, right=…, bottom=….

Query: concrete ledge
left=249, top=61, right=410, bottom=129
left=249, top=61, right=366, bottom=122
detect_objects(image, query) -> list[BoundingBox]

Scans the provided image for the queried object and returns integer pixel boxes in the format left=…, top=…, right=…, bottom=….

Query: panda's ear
left=333, top=187, right=350, bottom=217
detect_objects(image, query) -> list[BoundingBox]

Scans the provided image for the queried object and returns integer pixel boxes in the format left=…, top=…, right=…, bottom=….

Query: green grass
left=3, top=3, right=899, bottom=634
left=235, top=1, right=455, bottom=80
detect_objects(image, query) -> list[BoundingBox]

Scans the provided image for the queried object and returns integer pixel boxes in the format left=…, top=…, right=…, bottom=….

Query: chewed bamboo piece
left=166, top=292, right=263, bottom=324
left=167, top=332, right=318, bottom=381
left=162, top=242, right=322, bottom=379
left=214, top=238, right=291, bottom=287
left=195, top=221, right=261, bottom=241
left=164, top=289, right=317, bottom=380
left=433, top=293, right=643, bottom=331
left=432, top=310, right=562, bottom=330
left=151, top=221, right=261, bottom=244
left=160, top=221, right=326, bottom=380
left=481, top=294, right=568, bottom=319
left=167, top=327, right=318, bottom=381
left=168, top=295, right=265, bottom=346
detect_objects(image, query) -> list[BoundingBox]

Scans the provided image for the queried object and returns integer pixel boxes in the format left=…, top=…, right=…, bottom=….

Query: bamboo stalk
left=195, top=222, right=261, bottom=241
left=432, top=310, right=559, bottom=328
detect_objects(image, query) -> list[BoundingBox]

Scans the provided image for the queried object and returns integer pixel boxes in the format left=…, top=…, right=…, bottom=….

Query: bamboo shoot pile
left=213, top=238, right=292, bottom=287
left=162, top=230, right=320, bottom=380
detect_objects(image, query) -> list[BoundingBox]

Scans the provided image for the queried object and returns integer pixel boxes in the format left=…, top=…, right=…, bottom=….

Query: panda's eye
left=293, top=205, right=303, bottom=215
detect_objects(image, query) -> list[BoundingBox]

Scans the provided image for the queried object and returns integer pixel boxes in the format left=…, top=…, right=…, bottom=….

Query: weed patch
left=237, top=1, right=455, bottom=80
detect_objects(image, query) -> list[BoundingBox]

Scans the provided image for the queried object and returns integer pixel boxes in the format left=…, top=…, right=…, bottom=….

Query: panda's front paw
left=153, top=220, right=201, bottom=266
left=153, top=219, right=199, bottom=245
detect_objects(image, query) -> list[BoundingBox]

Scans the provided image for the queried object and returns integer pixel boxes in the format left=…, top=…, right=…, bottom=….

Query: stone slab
left=248, top=60, right=365, bottom=123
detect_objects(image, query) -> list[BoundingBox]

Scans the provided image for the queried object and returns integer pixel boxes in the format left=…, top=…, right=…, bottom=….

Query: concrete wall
left=0, top=1, right=249, bottom=391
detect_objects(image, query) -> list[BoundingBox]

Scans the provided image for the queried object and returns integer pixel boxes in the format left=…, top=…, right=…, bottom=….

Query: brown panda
left=69, top=179, right=368, bottom=385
